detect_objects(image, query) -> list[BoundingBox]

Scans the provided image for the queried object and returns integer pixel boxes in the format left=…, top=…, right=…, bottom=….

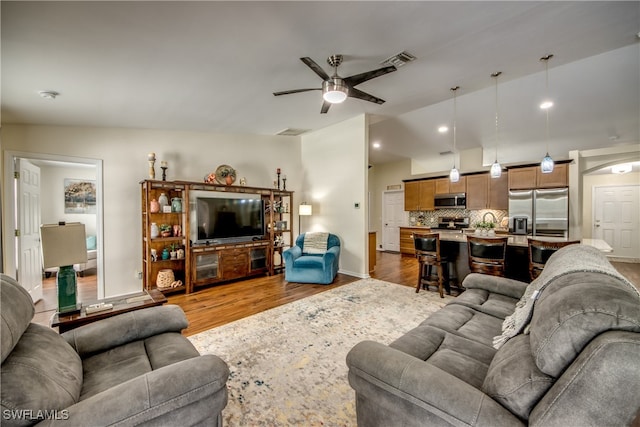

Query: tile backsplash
left=409, top=209, right=508, bottom=228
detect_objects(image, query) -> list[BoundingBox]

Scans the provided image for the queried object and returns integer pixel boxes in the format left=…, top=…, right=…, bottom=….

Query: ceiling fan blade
left=349, top=88, right=386, bottom=105
left=300, top=57, right=331, bottom=81
left=273, top=88, right=321, bottom=96
left=320, top=101, right=331, bottom=114
left=344, top=65, right=397, bottom=87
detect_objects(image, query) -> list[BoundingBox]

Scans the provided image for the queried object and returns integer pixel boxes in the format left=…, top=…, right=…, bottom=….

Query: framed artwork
left=64, top=179, right=96, bottom=214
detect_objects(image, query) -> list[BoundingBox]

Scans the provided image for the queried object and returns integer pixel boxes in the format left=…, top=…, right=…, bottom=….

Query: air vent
left=276, top=128, right=309, bottom=136
left=381, top=51, right=416, bottom=68
left=439, top=150, right=453, bottom=156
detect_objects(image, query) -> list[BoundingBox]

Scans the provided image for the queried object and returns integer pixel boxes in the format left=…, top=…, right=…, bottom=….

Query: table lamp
left=41, top=222, right=87, bottom=314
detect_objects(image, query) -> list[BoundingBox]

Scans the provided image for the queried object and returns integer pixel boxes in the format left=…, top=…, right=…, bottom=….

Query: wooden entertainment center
left=141, top=180, right=293, bottom=294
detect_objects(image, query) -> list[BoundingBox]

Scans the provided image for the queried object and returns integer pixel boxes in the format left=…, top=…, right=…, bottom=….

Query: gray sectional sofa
left=1, top=274, right=229, bottom=427
left=347, top=245, right=640, bottom=426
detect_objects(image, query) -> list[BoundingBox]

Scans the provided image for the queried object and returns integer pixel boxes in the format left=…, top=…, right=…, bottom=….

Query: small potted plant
left=168, top=243, right=179, bottom=259
left=159, top=224, right=172, bottom=237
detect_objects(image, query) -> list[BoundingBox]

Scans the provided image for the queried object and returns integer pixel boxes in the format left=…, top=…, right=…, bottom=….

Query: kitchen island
left=400, top=226, right=612, bottom=286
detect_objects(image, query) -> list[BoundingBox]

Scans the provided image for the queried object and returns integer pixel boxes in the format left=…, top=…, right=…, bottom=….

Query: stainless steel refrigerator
left=508, top=188, right=569, bottom=237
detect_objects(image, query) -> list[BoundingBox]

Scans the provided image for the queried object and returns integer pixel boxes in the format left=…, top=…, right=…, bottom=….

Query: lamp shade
left=490, top=161, right=502, bottom=178
left=540, top=153, right=555, bottom=174
left=299, top=204, right=313, bottom=216
left=41, top=223, right=87, bottom=268
left=449, top=167, right=460, bottom=183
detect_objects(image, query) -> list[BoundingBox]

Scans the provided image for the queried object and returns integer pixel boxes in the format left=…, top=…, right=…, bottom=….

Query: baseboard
left=338, top=269, right=369, bottom=279
left=607, top=256, right=640, bottom=264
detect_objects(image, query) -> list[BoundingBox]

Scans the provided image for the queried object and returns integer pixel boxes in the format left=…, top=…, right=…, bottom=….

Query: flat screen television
left=190, top=191, right=265, bottom=244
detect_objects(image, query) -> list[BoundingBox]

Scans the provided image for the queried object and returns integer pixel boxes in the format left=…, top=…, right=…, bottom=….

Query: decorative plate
left=214, top=164, right=237, bottom=185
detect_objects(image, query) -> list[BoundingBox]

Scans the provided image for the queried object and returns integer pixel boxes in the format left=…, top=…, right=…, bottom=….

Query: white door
left=17, top=159, right=43, bottom=302
left=382, top=191, right=405, bottom=252
left=594, top=185, right=640, bottom=259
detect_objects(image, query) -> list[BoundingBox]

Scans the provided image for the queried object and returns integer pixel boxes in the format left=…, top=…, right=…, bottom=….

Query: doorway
left=382, top=190, right=406, bottom=252
left=2, top=151, right=105, bottom=300
left=593, top=184, right=640, bottom=259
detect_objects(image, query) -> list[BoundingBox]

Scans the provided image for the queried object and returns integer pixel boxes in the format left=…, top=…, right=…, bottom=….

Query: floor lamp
left=298, top=203, right=313, bottom=235
left=41, top=222, right=87, bottom=314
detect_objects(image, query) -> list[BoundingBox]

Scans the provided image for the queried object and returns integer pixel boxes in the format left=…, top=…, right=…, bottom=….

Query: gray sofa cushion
left=482, top=334, right=553, bottom=421
left=1, top=323, right=83, bottom=426
left=419, top=303, right=504, bottom=347
left=1, top=274, right=35, bottom=363
left=450, top=288, right=520, bottom=320
left=529, top=272, right=640, bottom=377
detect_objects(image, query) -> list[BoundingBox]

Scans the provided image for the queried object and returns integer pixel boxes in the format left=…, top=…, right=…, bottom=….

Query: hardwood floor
left=32, top=252, right=640, bottom=336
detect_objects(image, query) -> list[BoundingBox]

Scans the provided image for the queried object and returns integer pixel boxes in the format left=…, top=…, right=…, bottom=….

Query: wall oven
left=434, top=193, right=466, bottom=209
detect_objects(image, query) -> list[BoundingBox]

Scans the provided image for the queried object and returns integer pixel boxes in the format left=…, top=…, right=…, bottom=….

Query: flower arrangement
left=474, top=221, right=496, bottom=230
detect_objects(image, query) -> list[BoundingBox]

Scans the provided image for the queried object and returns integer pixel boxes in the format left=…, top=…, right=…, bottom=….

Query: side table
left=51, top=288, right=167, bottom=333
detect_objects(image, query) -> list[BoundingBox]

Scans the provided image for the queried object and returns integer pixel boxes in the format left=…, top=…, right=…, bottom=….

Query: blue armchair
left=283, top=233, right=341, bottom=284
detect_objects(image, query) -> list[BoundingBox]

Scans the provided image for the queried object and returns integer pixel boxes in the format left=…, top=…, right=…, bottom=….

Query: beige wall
left=2, top=124, right=302, bottom=296
left=582, top=172, right=640, bottom=238
left=301, top=115, right=368, bottom=277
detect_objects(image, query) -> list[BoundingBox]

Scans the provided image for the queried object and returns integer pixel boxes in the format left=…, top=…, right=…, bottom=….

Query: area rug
left=188, top=278, right=453, bottom=426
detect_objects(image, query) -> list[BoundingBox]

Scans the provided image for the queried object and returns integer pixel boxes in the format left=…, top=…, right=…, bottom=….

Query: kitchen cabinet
left=465, top=175, right=489, bottom=210
left=536, top=163, right=568, bottom=188
left=509, top=164, right=568, bottom=189
left=435, top=177, right=466, bottom=194
left=400, top=227, right=431, bottom=255
left=404, top=180, right=435, bottom=211
left=488, top=172, right=509, bottom=210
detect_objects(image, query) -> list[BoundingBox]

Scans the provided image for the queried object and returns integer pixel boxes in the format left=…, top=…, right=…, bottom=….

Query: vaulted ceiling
left=2, top=1, right=639, bottom=166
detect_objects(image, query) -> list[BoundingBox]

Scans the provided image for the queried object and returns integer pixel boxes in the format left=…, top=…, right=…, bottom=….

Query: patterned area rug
left=188, top=278, right=453, bottom=426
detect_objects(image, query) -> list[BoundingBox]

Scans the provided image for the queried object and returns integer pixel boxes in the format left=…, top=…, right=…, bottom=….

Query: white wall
left=40, top=163, right=97, bottom=236
left=2, top=124, right=301, bottom=296
left=301, top=115, right=368, bottom=278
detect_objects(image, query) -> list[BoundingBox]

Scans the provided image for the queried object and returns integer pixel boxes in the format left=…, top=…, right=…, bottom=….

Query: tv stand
left=141, top=180, right=292, bottom=294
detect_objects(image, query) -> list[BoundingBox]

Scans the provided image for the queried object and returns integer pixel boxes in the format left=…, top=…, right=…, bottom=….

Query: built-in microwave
left=434, top=193, right=466, bottom=209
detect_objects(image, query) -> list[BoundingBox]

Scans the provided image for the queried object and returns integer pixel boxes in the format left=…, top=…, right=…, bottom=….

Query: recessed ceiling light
left=39, top=90, right=59, bottom=100
left=611, top=163, right=632, bottom=174
left=438, top=126, right=449, bottom=133
left=372, top=142, right=381, bottom=149
left=539, top=100, right=553, bottom=109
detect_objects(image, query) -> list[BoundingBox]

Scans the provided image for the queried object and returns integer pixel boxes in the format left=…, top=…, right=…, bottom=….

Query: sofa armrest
left=37, top=355, right=229, bottom=426
left=462, top=273, right=528, bottom=299
left=283, top=246, right=302, bottom=264
left=347, top=341, right=523, bottom=427
left=62, top=305, right=188, bottom=358
left=323, top=245, right=340, bottom=265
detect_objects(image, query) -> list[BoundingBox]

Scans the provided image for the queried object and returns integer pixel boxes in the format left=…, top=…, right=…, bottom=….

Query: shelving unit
left=141, top=180, right=188, bottom=294
left=141, top=180, right=293, bottom=294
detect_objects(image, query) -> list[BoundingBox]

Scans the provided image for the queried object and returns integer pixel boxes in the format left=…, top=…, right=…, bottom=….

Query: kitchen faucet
left=482, top=211, right=497, bottom=224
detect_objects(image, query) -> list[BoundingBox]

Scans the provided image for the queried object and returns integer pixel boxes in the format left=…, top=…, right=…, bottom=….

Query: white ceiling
left=2, top=1, right=639, bottom=166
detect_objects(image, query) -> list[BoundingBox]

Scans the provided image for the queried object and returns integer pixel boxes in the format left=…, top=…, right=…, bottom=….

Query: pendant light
left=540, top=54, right=555, bottom=174
left=449, top=86, right=460, bottom=183
left=490, top=71, right=502, bottom=178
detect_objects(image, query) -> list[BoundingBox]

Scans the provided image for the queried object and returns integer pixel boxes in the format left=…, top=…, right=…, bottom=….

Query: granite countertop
left=400, top=226, right=612, bottom=252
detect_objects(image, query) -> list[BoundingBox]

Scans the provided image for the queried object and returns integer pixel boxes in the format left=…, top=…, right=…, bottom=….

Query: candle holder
left=276, top=168, right=281, bottom=190
left=148, top=153, right=156, bottom=180
left=161, top=166, right=168, bottom=181
left=282, top=176, right=287, bottom=191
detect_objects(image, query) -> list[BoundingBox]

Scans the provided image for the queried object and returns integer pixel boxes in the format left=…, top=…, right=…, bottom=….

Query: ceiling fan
left=273, top=55, right=397, bottom=114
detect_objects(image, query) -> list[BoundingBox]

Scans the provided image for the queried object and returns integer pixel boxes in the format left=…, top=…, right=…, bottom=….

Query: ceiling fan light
left=539, top=100, right=554, bottom=110
left=449, top=167, right=460, bottom=183
left=490, top=161, right=502, bottom=178
left=611, top=163, right=632, bottom=174
left=322, top=80, right=348, bottom=103
left=541, top=153, right=555, bottom=173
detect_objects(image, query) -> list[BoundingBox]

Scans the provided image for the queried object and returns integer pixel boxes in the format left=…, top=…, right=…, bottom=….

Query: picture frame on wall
left=64, top=179, right=96, bottom=214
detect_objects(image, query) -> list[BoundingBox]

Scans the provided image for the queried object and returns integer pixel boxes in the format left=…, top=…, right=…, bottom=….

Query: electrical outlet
left=136, top=271, right=142, bottom=280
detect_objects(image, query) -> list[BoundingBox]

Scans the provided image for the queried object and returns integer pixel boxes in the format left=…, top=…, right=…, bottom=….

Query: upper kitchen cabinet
left=509, top=164, right=568, bottom=189
left=435, top=177, right=466, bottom=194
left=466, top=172, right=508, bottom=210
left=536, top=163, right=568, bottom=188
left=404, top=180, right=435, bottom=211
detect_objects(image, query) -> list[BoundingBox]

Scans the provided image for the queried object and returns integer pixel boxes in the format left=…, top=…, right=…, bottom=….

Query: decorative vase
left=170, top=251, right=177, bottom=260
left=171, top=197, right=182, bottom=213
left=161, top=230, right=172, bottom=238
left=149, top=199, right=160, bottom=213
left=225, top=175, right=234, bottom=185
left=173, top=224, right=181, bottom=237
left=488, top=229, right=496, bottom=237
left=161, top=248, right=170, bottom=260
left=150, top=223, right=159, bottom=238
left=158, top=193, right=169, bottom=209
left=177, top=248, right=185, bottom=259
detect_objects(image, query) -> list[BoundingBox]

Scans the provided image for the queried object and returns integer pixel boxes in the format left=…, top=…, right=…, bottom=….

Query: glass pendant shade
left=490, top=161, right=502, bottom=178
left=541, top=153, right=555, bottom=173
left=449, top=167, right=460, bottom=183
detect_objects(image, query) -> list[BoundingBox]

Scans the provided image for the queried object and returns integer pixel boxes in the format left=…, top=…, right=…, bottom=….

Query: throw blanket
left=493, top=244, right=640, bottom=349
left=303, top=232, right=329, bottom=254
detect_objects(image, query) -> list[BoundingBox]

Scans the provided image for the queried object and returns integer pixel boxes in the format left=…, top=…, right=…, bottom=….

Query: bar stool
left=414, top=233, right=447, bottom=298
left=528, top=239, right=580, bottom=281
left=467, top=236, right=508, bottom=277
